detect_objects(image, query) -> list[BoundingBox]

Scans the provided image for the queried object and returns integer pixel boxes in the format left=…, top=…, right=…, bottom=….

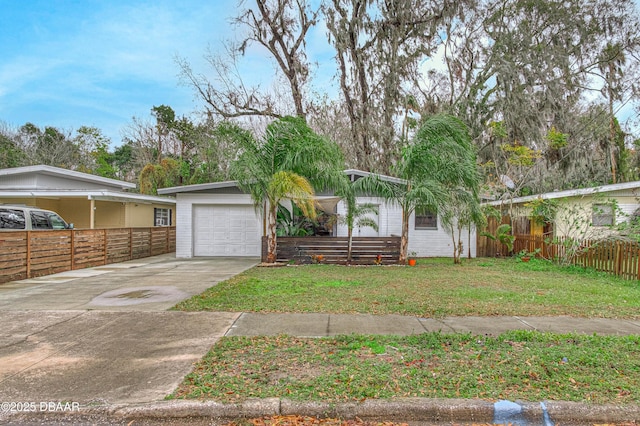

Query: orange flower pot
left=408, top=259, right=417, bottom=266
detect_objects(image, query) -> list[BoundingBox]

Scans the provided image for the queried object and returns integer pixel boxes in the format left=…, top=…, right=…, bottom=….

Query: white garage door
left=193, top=205, right=261, bottom=256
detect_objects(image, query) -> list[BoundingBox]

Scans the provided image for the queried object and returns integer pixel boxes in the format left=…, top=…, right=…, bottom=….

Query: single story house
left=484, top=180, right=640, bottom=238
left=0, top=165, right=175, bottom=229
left=158, top=169, right=477, bottom=258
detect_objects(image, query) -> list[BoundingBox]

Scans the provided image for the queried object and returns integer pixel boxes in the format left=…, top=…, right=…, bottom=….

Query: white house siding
left=175, top=193, right=261, bottom=258
left=335, top=198, right=402, bottom=238
left=407, top=213, right=477, bottom=258
left=335, top=197, right=477, bottom=258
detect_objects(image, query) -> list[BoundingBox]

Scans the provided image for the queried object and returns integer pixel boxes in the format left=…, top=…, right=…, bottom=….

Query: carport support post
left=90, top=198, right=95, bottom=229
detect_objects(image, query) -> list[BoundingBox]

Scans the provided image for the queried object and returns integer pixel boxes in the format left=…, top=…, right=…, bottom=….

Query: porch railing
left=262, top=236, right=401, bottom=265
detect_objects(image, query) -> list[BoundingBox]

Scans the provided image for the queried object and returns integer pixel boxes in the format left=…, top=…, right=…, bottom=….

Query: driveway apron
left=0, top=254, right=257, bottom=406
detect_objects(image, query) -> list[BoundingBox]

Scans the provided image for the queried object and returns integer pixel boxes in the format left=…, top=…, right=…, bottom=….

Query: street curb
left=13, top=398, right=634, bottom=424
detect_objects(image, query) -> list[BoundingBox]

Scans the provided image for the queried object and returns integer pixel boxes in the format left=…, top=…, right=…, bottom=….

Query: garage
left=192, top=204, right=261, bottom=256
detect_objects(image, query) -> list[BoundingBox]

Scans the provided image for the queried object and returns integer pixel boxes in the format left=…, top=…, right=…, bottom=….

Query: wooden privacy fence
left=0, top=227, right=176, bottom=284
left=486, top=233, right=640, bottom=281
left=262, top=236, right=401, bottom=265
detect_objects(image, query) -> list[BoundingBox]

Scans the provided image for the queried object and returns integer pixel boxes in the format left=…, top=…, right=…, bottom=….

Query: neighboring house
left=0, top=165, right=175, bottom=229
left=158, top=169, right=477, bottom=258
left=484, top=181, right=640, bottom=238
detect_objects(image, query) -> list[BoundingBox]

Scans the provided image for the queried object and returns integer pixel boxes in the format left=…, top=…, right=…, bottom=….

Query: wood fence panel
left=150, top=228, right=169, bottom=256
left=476, top=216, right=512, bottom=257
left=27, top=231, right=73, bottom=278
left=0, top=232, right=28, bottom=281
left=263, top=236, right=401, bottom=264
left=106, top=228, right=133, bottom=264
left=131, top=229, right=152, bottom=259
left=478, top=231, right=640, bottom=281
left=73, top=230, right=106, bottom=268
left=0, top=227, right=175, bottom=284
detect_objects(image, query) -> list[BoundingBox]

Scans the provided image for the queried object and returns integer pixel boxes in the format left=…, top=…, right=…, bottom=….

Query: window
left=592, top=204, right=614, bottom=226
left=154, top=208, right=171, bottom=226
left=415, top=207, right=437, bottom=229
left=47, top=213, right=68, bottom=229
left=30, top=211, right=51, bottom=229
left=0, top=208, right=26, bottom=229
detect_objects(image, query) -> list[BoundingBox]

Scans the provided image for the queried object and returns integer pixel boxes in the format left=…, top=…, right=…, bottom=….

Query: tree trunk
left=266, top=202, right=278, bottom=263
left=347, top=226, right=353, bottom=265
left=399, top=208, right=410, bottom=264
left=451, top=235, right=457, bottom=264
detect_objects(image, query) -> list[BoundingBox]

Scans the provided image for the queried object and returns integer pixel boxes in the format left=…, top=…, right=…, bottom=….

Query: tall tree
left=178, top=0, right=318, bottom=120
left=231, top=116, right=345, bottom=263
left=14, top=123, right=79, bottom=168
left=599, top=43, right=627, bottom=183
left=426, top=0, right=640, bottom=193
left=190, top=120, right=253, bottom=184
left=358, top=114, right=478, bottom=263
left=323, top=0, right=466, bottom=173
left=73, top=126, right=112, bottom=174
left=0, top=124, right=25, bottom=168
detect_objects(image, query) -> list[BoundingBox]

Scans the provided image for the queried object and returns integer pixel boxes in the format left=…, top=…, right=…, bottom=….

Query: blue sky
left=0, top=1, right=247, bottom=145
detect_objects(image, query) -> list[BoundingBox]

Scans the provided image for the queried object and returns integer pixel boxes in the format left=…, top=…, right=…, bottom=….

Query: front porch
left=261, top=236, right=401, bottom=265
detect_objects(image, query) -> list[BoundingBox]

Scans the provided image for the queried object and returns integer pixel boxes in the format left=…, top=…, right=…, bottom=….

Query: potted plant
left=518, top=250, right=531, bottom=262
left=408, top=251, right=417, bottom=266
left=518, top=248, right=540, bottom=262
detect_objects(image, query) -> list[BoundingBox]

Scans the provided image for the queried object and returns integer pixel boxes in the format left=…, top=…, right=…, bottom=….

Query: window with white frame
left=154, top=208, right=171, bottom=226
left=415, top=207, right=437, bottom=229
left=592, top=203, right=614, bottom=226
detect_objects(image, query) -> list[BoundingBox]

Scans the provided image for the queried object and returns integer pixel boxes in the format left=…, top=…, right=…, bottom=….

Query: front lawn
left=174, top=258, right=640, bottom=318
left=170, top=331, right=640, bottom=405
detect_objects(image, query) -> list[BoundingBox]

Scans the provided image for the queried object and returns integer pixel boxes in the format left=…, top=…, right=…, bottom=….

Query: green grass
left=173, top=258, right=640, bottom=318
left=169, top=331, right=640, bottom=405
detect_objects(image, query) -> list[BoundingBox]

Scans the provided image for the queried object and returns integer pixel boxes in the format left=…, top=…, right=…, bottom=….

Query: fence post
left=129, top=228, right=133, bottom=260
left=70, top=230, right=75, bottom=270
left=103, top=229, right=108, bottom=265
left=615, top=242, right=622, bottom=277
left=26, top=231, right=32, bottom=279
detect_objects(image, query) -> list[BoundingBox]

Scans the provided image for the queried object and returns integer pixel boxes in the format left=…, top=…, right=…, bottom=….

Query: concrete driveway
left=0, top=254, right=257, bottom=408
left=0, top=254, right=257, bottom=311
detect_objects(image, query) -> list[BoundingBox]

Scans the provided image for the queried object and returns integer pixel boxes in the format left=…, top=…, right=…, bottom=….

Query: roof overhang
left=159, top=170, right=407, bottom=195
left=484, top=181, right=640, bottom=206
left=344, top=169, right=406, bottom=185
left=0, top=190, right=175, bottom=205
left=158, top=180, right=241, bottom=195
left=0, top=165, right=136, bottom=190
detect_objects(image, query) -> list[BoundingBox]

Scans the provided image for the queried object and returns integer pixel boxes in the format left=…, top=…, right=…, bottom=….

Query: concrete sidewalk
left=226, top=312, right=640, bottom=337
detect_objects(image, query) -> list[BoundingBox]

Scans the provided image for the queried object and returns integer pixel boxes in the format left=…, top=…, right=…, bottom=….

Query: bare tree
left=178, top=0, right=318, bottom=121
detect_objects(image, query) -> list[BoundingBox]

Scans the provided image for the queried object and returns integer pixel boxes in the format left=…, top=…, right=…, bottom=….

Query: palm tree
left=405, top=114, right=481, bottom=263
left=439, top=186, right=485, bottom=263
left=338, top=183, right=379, bottom=264
left=357, top=114, right=480, bottom=263
left=231, top=116, right=345, bottom=263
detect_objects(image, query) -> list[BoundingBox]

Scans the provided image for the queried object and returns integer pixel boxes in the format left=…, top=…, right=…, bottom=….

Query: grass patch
left=169, top=332, right=640, bottom=405
left=173, top=258, right=640, bottom=318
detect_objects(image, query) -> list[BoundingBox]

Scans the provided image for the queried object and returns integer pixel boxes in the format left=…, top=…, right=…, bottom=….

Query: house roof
left=157, top=180, right=241, bottom=195
left=0, top=165, right=137, bottom=190
left=343, top=169, right=406, bottom=184
left=0, top=189, right=175, bottom=205
left=158, top=169, right=406, bottom=195
left=485, top=180, right=640, bottom=206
